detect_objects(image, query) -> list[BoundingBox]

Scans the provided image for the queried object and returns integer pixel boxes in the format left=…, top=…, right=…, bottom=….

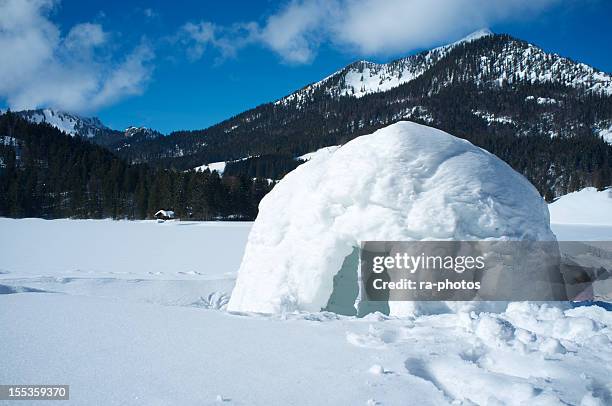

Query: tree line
left=0, top=112, right=272, bottom=220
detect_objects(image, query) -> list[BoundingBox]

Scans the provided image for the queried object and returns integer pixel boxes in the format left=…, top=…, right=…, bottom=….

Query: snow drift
left=228, top=121, right=554, bottom=315
left=549, top=187, right=612, bottom=225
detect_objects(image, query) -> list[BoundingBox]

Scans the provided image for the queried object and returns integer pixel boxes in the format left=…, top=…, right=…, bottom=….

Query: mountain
left=14, top=108, right=113, bottom=138
left=8, top=109, right=166, bottom=151
left=110, top=30, right=612, bottom=199
left=277, top=29, right=494, bottom=103
left=92, top=125, right=164, bottom=152
left=0, top=112, right=271, bottom=220
left=278, top=28, right=611, bottom=105
left=124, top=126, right=162, bottom=139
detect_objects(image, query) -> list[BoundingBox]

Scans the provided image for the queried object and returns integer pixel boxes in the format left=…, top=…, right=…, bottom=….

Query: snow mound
left=227, top=121, right=554, bottom=315
left=549, top=187, right=612, bottom=225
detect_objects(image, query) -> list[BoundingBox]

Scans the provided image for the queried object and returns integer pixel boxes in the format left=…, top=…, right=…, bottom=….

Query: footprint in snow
left=404, top=358, right=453, bottom=401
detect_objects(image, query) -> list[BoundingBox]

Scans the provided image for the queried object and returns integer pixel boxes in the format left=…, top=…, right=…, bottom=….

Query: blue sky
left=1, top=0, right=611, bottom=133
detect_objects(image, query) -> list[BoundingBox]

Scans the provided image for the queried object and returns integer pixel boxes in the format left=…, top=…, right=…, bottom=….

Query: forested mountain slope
left=110, top=32, right=612, bottom=199
left=0, top=113, right=271, bottom=219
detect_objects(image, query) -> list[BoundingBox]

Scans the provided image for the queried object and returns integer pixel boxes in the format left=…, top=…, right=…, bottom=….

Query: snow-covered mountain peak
left=277, top=29, right=495, bottom=104
left=276, top=30, right=611, bottom=106
left=14, top=108, right=109, bottom=138
left=124, top=126, right=162, bottom=139
left=451, top=28, right=493, bottom=45
left=4, top=108, right=165, bottom=143
left=125, top=126, right=147, bottom=136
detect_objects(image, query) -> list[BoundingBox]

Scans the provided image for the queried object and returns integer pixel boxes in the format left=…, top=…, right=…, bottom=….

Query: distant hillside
left=0, top=112, right=271, bottom=220
left=14, top=108, right=114, bottom=138
left=10, top=108, right=165, bottom=149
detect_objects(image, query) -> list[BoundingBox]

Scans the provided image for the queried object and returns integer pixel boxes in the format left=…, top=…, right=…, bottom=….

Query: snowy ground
left=1, top=217, right=611, bottom=405
left=0, top=219, right=249, bottom=309
left=549, top=187, right=612, bottom=241
left=549, top=187, right=612, bottom=226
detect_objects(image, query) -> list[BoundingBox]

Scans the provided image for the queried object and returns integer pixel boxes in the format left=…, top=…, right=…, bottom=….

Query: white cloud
left=178, top=21, right=258, bottom=61
left=331, top=0, right=560, bottom=55
left=64, top=22, right=107, bottom=52
left=191, top=0, right=560, bottom=64
left=0, top=0, right=154, bottom=113
left=257, top=0, right=337, bottom=64
left=89, top=44, right=154, bottom=108
left=180, top=21, right=216, bottom=60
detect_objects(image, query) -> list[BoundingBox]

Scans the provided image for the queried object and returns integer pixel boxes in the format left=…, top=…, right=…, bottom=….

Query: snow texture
left=1, top=288, right=610, bottom=406
left=0, top=218, right=250, bottom=308
left=0, top=218, right=610, bottom=405
left=228, top=121, right=554, bottom=315
left=296, top=145, right=340, bottom=161
left=549, top=187, right=612, bottom=226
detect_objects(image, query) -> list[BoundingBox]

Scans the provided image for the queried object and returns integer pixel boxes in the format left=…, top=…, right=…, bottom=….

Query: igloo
left=227, top=121, right=556, bottom=316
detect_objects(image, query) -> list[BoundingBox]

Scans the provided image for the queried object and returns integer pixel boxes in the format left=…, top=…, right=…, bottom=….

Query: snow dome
left=227, top=121, right=555, bottom=316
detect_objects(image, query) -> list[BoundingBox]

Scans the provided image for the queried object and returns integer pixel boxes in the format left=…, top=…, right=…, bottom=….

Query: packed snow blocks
left=227, top=121, right=556, bottom=316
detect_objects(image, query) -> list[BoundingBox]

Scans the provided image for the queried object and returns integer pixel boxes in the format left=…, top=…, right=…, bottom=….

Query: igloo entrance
left=323, top=247, right=389, bottom=317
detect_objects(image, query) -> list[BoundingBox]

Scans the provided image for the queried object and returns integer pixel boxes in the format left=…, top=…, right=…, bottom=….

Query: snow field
left=0, top=218, right=250, bottom=308
left=0, top=217, right=611, bottom=405
left=549, top=187, right=612, bottom=226
left=2, top=141, right=612, bottom=404
left=2, top=294, right=610, bottom=405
